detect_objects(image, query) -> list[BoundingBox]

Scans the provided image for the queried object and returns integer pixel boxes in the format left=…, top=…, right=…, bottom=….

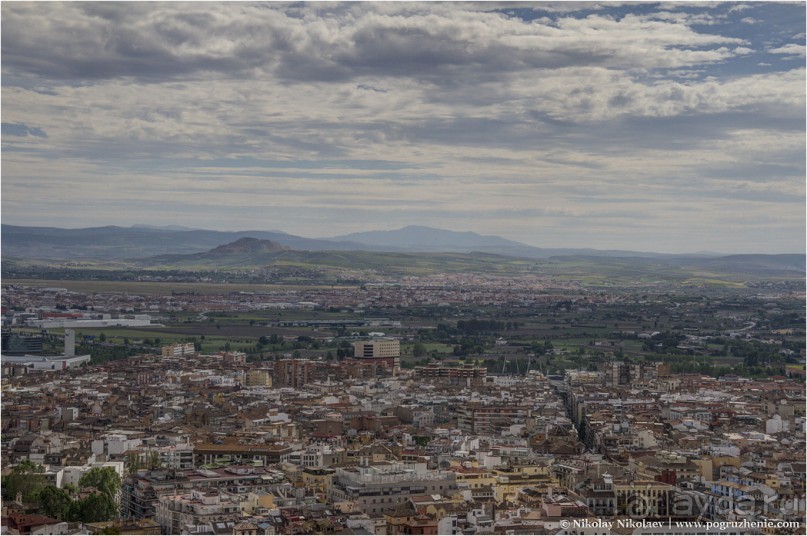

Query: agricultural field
left=3, top=271, right=804, bottom=379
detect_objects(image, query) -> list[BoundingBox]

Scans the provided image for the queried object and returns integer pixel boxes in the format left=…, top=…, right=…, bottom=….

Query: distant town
left=1, top=263, right=804, bottom=535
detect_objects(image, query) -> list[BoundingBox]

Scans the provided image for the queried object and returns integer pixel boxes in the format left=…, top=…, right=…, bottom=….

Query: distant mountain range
left=326, top=225, right=690, bottom=259
left=1, top=224, right=367, bottom=260
left=2, top=223, right=725, bottom=260
left=2, top=224, right=804, bottom=280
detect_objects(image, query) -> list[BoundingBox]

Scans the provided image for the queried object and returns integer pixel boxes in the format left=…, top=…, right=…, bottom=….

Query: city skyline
left=2, top=1, right=805, bottom=254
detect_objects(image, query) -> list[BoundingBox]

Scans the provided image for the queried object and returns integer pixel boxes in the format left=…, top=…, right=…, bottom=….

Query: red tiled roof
left=7, top=513, right=59, bottom=531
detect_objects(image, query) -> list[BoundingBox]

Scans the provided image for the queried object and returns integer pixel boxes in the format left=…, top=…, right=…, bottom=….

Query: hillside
left=133, top=238, right=530, bottom=275
left=0, top=224, right=366, bottom=260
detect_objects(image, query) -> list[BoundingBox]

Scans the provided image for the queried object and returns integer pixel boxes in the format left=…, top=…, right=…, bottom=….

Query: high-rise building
left=273, top=359, right=322, bottom=388
left=353, top=339, right=400, bottom=358
left=1, top=330, right=45, bottom=354
left=352, top=339, right=400, bottom=375
left=414, top=363, right=487, bottom=387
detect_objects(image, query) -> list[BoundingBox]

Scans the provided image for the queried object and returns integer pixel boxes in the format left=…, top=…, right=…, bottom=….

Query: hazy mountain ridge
left=330, top=225, right=526, bottom=248
left=2, top=225, right=804, bottom=280
left=326, top=225, right=683, bottom=258
left=1, top=224, right=367, bottom=260
left=4, top=223, right=730, bottom=261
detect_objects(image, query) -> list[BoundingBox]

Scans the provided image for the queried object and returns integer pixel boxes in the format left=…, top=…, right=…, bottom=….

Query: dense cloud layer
left=2, top=2, right=804, bottom=253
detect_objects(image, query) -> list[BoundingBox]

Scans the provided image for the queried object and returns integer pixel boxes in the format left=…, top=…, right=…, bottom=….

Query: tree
left=412, top=342, right=427, bottom=358
left=65, top=492, right=118, bottom=523
left=37, top=486, right=72, bottom=519
left=124, top=453, right=143, bottom=475
left=147, top=451, right=162, bottom=470
left=78, top=467, right=121, bottom=498
left=56, top=467, right=123, bottom=523
left=2, top=459, right=47, bottom=502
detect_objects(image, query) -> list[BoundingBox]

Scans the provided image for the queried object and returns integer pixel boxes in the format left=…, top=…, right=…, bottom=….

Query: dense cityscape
left=2, top=1, right=805, bottom=535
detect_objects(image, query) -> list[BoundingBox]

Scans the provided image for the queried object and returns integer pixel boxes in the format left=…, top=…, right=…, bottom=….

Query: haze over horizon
left=2, top=2, right=805, bottom=255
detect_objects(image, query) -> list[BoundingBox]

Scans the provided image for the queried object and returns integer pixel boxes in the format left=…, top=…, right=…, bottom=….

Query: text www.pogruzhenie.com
left=560, top=518, right=804, bottom=531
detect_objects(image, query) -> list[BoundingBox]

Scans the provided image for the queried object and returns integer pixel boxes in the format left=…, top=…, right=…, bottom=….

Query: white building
left=766, top=414, right=790, bottom=434
left=57, top=461, right=125, bottom=489
left=0, top=353, right=91, bottom=371
left=156, top=490, right=242, bottom=535
left=329, top=462, right=457, bottom=518
left=92, top=433, right=143, bottom=457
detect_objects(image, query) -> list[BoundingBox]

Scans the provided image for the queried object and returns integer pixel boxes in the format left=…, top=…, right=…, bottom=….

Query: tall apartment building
left=353, top=339, right=400, bottom=358
left=273, top=359, right=322, bottom=389
left=352, top=339, right=400, bottom=376
left=414, top=364, right=487, bottom=387
left=1, top=331, right=45, bottom=354
left=329, top=462, right=457, bottom=518
left=603, top=361, right=670, bottom=387
left=274, top=358, right=398, bottom=389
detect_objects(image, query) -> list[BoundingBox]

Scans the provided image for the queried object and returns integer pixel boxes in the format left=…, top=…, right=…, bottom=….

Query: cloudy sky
left=2, top=1, right=804, bottom=254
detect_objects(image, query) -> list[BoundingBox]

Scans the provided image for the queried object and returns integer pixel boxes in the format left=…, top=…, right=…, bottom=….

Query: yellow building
left=239, top=492, right=276, bottom=515
left=692, top=458, right=713, bottom=481
left=302, top=467, right=335, bottom=494
left=491, top=465, right=558, bottom=504
left=353, top=339, right=400, bottom=358
left=453, top=467, right=497, bottom=490
left=614, top=480, right=677, bottom=518
left=244, top=369, right=272, bottom=388
left=161, top=342, right=195, bottom=357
